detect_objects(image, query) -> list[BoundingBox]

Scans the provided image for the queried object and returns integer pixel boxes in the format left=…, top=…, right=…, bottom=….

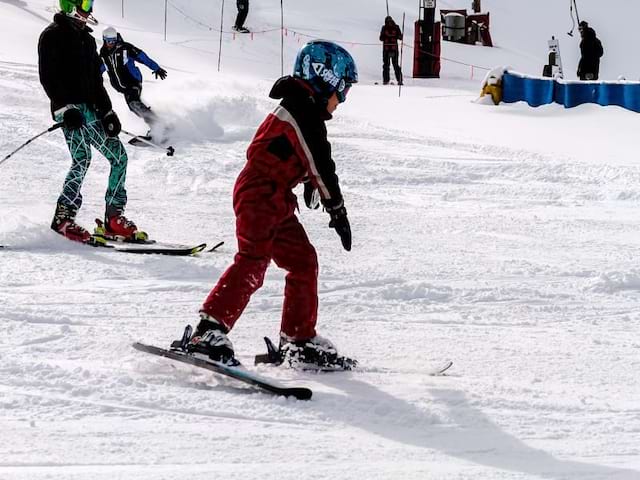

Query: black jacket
left=380, top=20, right=403, bottom=52
left=578, top=27, right=604, bottom=79
left=38, top=13, right=112, bottom=117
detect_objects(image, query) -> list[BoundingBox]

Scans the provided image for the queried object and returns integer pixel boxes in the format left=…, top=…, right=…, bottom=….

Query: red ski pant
left=201, top=194, right=318, bottom=340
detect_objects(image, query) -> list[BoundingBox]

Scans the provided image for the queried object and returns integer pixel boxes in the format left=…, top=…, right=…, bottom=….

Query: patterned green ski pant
left=55, top=104, right=128, bottom=215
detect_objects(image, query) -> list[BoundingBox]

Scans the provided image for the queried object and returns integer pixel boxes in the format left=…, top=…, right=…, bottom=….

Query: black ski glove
left=328, top=206, right=351, bottom=251
left=62, top=107, right=84, bottom=131
left=101, top=110, right=121, bottom=138
left=303, top=181, right=320, bottom=209
left=153, top=68, right=167, bottom=80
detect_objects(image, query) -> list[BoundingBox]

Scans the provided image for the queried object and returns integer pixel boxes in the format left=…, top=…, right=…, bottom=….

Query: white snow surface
left=1, top=1, right=640, bottom=479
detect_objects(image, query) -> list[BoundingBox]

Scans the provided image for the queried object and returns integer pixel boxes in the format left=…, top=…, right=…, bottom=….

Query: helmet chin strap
left=68, top=8, right=98, bottom=26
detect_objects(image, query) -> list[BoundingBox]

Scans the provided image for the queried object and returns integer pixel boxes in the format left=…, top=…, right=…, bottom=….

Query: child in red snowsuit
left=186, top=41, right=358, bottom=369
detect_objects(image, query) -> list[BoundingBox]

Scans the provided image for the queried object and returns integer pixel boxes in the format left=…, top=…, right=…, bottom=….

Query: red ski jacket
left=235, top=76, right=344, bottom=212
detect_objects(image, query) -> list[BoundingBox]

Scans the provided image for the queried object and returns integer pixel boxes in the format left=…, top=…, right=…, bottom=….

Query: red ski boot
left=100, top=213, right=149, bottom=242
left=50, top=203, right=94, bottom=244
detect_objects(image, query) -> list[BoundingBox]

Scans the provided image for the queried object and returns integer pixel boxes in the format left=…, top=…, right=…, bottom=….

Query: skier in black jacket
left=38, top=0, right=146, bottom=244
left=100, top=26, right=167, bottom=135
left=379, top=16, right=403, bottom=85
left=577, top=21, right=604, bottom=81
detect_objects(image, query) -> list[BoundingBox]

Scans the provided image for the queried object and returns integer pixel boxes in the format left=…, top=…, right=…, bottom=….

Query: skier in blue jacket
left=99, top=26, right=167, bottom=135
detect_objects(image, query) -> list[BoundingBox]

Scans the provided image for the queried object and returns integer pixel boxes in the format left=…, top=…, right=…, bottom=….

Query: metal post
left=217, top=0, right=225, bottom=71
left=164, top=0, right=168, bottom=41
left=573, top=0, right=581, bottom=24
left=280, top=0, right=284, bottom=76
left=121, top=0, right=124, bottom=18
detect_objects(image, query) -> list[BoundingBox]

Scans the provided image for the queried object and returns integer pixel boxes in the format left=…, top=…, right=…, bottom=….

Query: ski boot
left=96, top=208, right=149, bottom=243
left=51, top=203, right=104, bottom=245
left=256, top=334, right=357, bottom=371
left=232, top=25, right=250, bottom=33
left=185, top=314, right=239, bottom=366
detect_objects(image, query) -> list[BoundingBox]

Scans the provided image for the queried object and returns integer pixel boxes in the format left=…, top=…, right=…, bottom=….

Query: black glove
left=303, top=181, right=320, bottom=209
left=62, top=107, right=84, bottom=131
left=153, top=68, right=167, bottom=80
left=101, top=110, right=121, bottom=138
left=328, top=206, right=351, bottom=251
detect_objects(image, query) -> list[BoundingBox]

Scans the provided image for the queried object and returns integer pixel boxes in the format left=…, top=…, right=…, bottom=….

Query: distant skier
left=233, top=0, right=250, bottom=33
left=99, top=26, right=167, bottom=135
left=577, top=21, right=603, bottom=81
left=38, top=0, right=146, bottom=243
left=177, top=41, right=358, bottom=370
left=379, top=15, right=403, bottom=85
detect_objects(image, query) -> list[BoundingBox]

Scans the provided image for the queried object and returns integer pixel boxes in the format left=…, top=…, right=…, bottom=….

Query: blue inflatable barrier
left=501, top=71, right=640, bottom=113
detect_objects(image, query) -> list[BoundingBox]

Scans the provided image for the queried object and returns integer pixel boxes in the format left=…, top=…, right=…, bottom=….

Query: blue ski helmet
left=293, top=40, right=358, bottom=103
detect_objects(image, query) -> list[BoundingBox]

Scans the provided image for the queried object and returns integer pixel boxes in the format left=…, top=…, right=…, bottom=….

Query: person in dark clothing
left=379, top=15, right=403, bottom=85
left=178, top=41, right=358, bottom=371
left=233, top=0, right=250, bottom=33
left=38, top=0, right=145, bottom=244
left=577, top=21, right=603, bottom=81
left=100, top=26, right=167, bottom=134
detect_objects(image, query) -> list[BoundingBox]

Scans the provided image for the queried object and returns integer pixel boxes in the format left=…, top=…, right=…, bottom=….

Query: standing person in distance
left=177, top=41, right=358, bottom=370
left=100, top=26, right=168, bottom=138
left=379, top=15, right=403, bottom=85
left=233, top=0, right=250, bottom=33
left=38, top=0, right=146, bottom=243
left=577, top=21, right=603, bottom=81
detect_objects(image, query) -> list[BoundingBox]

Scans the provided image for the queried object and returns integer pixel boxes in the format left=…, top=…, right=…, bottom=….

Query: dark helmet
left=293, top=40, right=358, bottom=103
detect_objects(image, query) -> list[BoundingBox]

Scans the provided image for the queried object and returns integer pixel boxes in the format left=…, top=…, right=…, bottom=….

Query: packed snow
left=1, top=1, right=639, bottom=479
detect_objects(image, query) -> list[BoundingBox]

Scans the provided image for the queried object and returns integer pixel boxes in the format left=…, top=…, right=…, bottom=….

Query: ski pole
left=399, top=12, right=406, bottom=98
left=121, top=129, right=175, bottom=156
left=0, top=123, right=63, bottom=168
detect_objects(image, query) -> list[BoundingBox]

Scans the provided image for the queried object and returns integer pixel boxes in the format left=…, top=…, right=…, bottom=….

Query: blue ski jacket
left=100, top=37, right=161, bottom=93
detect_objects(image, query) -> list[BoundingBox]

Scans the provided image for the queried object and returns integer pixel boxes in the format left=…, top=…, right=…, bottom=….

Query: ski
left=427, top=360, right=453, bottom=376
left=127, top=135, right=175, bottom=156
left=132, top=340, right=313, bottom=400
left=255, top=336, right=452, bottom=375
left=0, top=241, right=208, bottom=256
left=93, top=219, right=223, bottom=254
left=96, top=241, right=207, bottom=256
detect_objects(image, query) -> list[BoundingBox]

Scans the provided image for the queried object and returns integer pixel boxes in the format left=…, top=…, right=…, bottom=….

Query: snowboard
left=132, top=341, right=313, bottom=400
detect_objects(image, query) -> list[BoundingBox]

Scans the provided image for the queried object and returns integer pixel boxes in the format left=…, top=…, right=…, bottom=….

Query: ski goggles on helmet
left=78, top=0, right=93, bottom=13
left=336, top=82, right=352, bottom=103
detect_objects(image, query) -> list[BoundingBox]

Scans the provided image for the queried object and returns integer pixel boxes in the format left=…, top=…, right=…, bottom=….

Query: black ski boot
left=186, top=314, right=239, bottom=366
left=277, top=334, right=358, bottom=371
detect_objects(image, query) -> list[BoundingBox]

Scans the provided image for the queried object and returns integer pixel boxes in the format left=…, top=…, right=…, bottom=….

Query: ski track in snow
left=2, top=1, right=640, bottom=479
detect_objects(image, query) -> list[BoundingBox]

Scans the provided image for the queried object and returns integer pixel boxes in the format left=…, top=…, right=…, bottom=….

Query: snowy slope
left=1, top=1, right=640, bottom=479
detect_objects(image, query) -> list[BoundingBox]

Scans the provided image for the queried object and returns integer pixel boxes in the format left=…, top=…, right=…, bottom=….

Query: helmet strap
left=66, top=7, right=98, bottom=26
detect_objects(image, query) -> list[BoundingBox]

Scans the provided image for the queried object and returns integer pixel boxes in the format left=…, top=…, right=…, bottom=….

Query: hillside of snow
left=1, top=1, right=640, bottom=479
